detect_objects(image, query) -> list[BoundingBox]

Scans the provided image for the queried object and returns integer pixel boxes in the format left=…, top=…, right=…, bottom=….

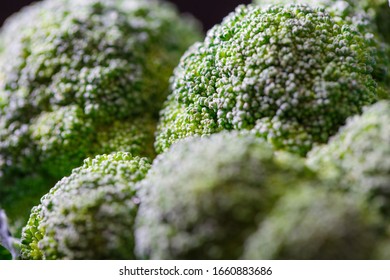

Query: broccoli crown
left=307, top=100, right=390, bottom=214
left=243, top=187, right=383, bottom=260
left=155, top=4, right=378, bottom=156
left=135, top=132, right=316, bottom=260
left=0, top=0, right=202, bottom=228
left=20, top=152, right=151, bottom=260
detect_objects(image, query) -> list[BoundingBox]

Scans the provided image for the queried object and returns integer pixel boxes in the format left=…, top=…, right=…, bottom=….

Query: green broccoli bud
left=20, top=152, right=151, bottom=260
left=243, top=187, right=384, bottom=259
left=307, top=100, right=390, bottom=215
left=135, top=132, right=316, bottom=259
left=254, top=0, right=390, bottom=42
left=252, top=0, right=390, bottom=98
left=29, top=106, right=96, bottom=179
left=0, top=0, right=202, bottom=230
left=29, top=106, right=156, bottom=179
left=156, top=4, right=378, bottom=156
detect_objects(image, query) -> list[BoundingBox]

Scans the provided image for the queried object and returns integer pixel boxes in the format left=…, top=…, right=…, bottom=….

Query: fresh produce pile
left=1, top=0, right=390, bottom=259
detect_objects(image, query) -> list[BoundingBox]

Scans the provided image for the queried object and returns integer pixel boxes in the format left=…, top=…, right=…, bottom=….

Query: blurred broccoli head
left=20, top=152, right=151, bottom=260
left=243, top=187, right=384, bottom=260
left=156, top=4, right=378, bottom=156
left=0, top=0, right=202, bottom=120
left=135, top=132, right=316, bottom=259
left=0, top=0, right=202, bottom=226
left=308, top=100, right=390, bottom=214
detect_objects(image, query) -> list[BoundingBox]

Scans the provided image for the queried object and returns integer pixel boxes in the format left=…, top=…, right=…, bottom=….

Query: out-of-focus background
left=0, top=0, right=251, bottom=31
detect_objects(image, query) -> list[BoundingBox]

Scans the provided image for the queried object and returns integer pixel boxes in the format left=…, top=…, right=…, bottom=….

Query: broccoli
left=135, top=132, right=317, bottom=260
left=243, top=187, right=384, bottom=260
left=307, top=100, right=390, bottom=215
left=0, top=0, right=202, bottom=229
left=155, top=4, right=380, bottom=156
left=253, top=0, right=390, bottom=44
left=20, top=152, right=151, bottom=260
left=252, top=0, right=390, bottom=97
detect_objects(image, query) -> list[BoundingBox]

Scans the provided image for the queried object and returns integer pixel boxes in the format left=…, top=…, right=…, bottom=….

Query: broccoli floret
left=20, top=152, right=151, bottom=260
left=243, top=187, right=384, bottom=260
left=254, top=0, right=390, bottom=43
left=155, top=4, right=379, bottom=156
left=29, top=106, right=156, bottom=179
left=135, top=132, right=317, bottom=259
left=0, top=209, right=19, bottom=259
left=0, top=0, right=202, bottom=229
left=252, top=0, right=390, bottom=97
left=307, top=100, right=390, bottom=214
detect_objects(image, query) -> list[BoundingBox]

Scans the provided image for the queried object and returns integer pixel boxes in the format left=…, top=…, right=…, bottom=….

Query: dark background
left=0, top=0, right=251, bottom=31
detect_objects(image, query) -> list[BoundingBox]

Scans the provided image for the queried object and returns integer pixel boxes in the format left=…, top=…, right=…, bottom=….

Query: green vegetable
left=156, top=4, right=379, bottom=156
left=253, top=0, right=390, bottom=44
left=0, top=0, right=202, bottom=229
left=307, top=100, right=390, bottom=215
left=252, top=0, right=390, bottom=97
left=243, top=187, right=384, bottom=260
left=20, top=152, right=151, bottom=260
left=135, top=132, right=316, bottom=259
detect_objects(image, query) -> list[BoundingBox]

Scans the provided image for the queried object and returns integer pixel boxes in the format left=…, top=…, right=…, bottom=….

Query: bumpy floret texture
left=307, top=100, right=390, bottom=214
left=156, top=4, right=378, bottom=156
left=254, top=0, right=390, bottom=43
left=252, top=0, right=390, bottom=96
left=243, top=187, right=384, bottom=259
left=29, top=107, right=156, bottom=178
left=0, top=0, right=202, bottom=227
left=20, top=152, right=151, bottom=260
left=135, top=132, right=317, bottom=259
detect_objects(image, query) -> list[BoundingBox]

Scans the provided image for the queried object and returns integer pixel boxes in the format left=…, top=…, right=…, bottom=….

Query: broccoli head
left=307, top=100, right=390, bottom=215
left=243, top=187, right=384, bottom=260
left=135, top=132, right=317, bottom=259
left=155, top=4, right=379, bottom=156
left=20, top=152, right=151, bottom=260
left=0, top=0, right=202, bottom=228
